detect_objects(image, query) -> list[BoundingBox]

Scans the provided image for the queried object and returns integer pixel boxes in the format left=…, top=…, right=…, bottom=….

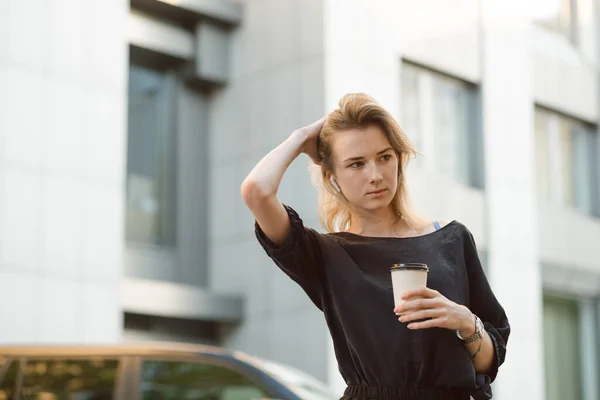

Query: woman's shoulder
left=439, top=219, right=475, bottom=239
left=419, top=219, right=476, bottom=251
left=429, top=219, right=474, bottom=246
left=441, top=220, right=480, bottom=252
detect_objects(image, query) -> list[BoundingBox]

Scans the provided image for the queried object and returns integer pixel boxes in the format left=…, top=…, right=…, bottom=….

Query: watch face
left=457, top=316, right=484, bottom=341
left=476, top=317, right=484, bottom=332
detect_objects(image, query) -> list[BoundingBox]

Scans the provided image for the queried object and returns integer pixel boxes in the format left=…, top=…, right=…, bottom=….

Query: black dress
left=255, top=205, right=510, bottom=400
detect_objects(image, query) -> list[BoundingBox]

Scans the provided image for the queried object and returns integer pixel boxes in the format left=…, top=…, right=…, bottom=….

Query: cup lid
left=390, top=263, right=429, bottom=272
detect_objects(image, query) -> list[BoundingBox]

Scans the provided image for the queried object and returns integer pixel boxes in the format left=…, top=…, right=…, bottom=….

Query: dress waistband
left=341, top=384, right=469, bottom=400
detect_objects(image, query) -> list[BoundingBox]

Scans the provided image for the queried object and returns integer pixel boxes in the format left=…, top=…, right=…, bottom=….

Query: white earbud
left=330, top=176, right=341, bottom=193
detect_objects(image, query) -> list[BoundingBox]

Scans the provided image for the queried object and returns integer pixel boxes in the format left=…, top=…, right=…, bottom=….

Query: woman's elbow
left=241, top=178, right=272, bottom=207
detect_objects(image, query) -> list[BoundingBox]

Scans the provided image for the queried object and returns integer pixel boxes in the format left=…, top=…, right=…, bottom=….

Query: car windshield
left=240, top=354, right=338, bottom=400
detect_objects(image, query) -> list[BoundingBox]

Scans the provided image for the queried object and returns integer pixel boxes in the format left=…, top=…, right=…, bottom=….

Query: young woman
left=240, top=93, right=509, bottom=400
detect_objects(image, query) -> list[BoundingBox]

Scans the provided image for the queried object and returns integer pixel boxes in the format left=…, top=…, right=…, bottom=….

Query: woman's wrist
left=458, top=309, right=476, bottom=338
left=290, top=128, right=311, bottom=152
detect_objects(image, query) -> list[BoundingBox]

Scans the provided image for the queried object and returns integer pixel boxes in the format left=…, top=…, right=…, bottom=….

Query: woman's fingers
left=401, top=287, right=440, bottom=300
left=407, top=317, right=449, bottom=330
left=398, top=308, right=443, bottom=323
left=394, top=297, right=445, bottom=314
left=299, top=117, right=326, bottom=139
left=309, top=116, right=326, bottom=129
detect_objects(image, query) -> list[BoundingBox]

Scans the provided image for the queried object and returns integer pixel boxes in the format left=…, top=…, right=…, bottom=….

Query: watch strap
left=456, top=315, right=483, bottom=343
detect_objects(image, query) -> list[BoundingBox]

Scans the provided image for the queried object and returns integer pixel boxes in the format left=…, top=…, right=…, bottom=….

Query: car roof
left=0, top=342, right=244, bottom=359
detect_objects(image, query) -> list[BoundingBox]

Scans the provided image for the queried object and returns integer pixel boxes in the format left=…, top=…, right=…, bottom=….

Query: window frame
left=401, top=60, right=484, bottom=188
left=125, top=41, right=212, bottom=286
left=534, top=105, right=599, bottom=217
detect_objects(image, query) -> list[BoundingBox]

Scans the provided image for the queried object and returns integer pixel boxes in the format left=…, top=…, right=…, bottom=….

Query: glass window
left=578, top=299, right=600, bottom=399
left=126, top=64, right=177, bottom=247
left=531, top=0, right=578, bottom=44
left=572, top=126, right=598, bottom=215
left=432, top=75, right=473, bottom=186
left=535, top=110, right=551, bottom=201
left=140, top=360, right=271, bottom=400
left=543, top=296, right=599, bottom=400
left=248, top=356, right=340, bottom=400
left=0, top=360, right=19, bottom=400
left=20, top=358, right=119, bottom=400
left=558, top=118, right=574, bottom=207
left=400, top=64, right=422, bottom=168
left=401, top=62, right=481, bottom=187
left=543, top=296, right=582, bottom=400
left=534, top=107, right=598, bottom=216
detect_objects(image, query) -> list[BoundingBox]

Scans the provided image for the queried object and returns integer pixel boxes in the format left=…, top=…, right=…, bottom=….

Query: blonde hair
left=311, top=93, right=426, bottom=233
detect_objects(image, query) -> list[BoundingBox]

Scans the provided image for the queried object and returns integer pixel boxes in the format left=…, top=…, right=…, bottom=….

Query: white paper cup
left=391, top=263, right=429, bottom=314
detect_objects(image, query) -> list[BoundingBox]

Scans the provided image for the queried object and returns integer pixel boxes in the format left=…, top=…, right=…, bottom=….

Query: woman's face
left=330, top=125, right=399, bottom=212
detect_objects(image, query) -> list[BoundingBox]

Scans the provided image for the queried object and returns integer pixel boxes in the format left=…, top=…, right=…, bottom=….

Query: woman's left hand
left=394, top=287, right=475, bottom=336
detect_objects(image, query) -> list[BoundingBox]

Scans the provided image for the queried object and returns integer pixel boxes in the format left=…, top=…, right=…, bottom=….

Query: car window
left=242, top=356, right=337, bottom=400
left=0, top=360, right=19, bottom=400
left=140, top=359, right=274, bottom=400
left=20, top=358, right=119, bottom=400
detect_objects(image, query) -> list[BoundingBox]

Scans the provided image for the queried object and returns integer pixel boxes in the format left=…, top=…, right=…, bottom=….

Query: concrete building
left=0, top=0, right=599, bottom=399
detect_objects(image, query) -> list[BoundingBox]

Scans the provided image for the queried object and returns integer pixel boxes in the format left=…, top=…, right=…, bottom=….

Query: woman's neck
left=346, top=206, right=410, bottom=237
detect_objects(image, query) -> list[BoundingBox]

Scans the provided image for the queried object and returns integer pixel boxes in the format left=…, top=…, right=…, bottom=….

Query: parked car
left=0, top=342, right=338, bottom=400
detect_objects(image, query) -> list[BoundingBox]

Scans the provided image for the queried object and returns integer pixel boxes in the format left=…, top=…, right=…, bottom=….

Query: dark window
left=0, top=359, right=19, bottom=400
left=20, top=358, right=119, bottom=400
left=140, top=360, right=271, bottom=400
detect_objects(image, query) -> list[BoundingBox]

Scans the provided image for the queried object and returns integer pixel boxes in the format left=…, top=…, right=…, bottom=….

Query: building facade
left=0, top=0, right=599, bottom=399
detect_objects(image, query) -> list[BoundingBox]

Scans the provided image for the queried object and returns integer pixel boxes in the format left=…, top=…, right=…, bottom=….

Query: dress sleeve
left=254, top=204, right=325, bottom=310
left=463, top=229, right=510, bottom=400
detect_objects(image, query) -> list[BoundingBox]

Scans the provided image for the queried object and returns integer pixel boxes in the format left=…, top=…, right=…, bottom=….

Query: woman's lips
left=367, top=189, right=387, bottom=197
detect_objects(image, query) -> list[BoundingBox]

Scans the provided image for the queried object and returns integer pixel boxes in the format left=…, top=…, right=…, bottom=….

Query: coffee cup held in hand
left=390, top=263, right=429, bottom=315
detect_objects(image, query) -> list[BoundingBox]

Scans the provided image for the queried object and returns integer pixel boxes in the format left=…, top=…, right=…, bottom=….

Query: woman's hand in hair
left=292, top=117, right=326, bottom=165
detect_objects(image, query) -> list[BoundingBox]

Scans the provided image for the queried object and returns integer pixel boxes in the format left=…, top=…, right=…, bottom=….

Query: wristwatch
left=456, top=314, right=484, bottom=344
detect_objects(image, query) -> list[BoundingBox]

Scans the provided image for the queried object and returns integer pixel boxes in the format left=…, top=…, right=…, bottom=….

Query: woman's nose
left=367, top=164, right=383, bottom=183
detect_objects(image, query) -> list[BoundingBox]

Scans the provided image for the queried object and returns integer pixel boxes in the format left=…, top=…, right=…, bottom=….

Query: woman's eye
left=381, top=154, right=392, bottom=161
left=349, top=161, right=363, bottom=168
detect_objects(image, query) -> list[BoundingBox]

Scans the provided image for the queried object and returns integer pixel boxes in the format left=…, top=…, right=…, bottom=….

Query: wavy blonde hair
left=311, top=93, right=426, bottom=233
